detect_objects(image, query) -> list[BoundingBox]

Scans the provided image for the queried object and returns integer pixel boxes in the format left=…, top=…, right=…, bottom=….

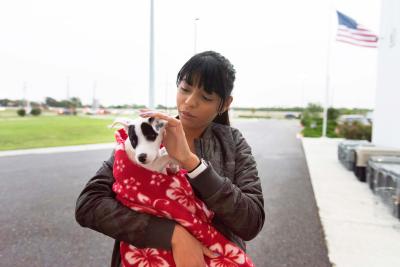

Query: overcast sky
left=0, top=0, right=381, bottom=108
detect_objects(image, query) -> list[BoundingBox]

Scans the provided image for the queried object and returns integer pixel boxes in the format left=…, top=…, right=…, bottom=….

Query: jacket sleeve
left=75, top=150, right=176, bottom=249
left=189, top=129, right=265, bottom=241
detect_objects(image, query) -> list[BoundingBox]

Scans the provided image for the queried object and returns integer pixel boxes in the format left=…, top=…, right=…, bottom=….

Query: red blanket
left=112, top=129, right=255, bottom=267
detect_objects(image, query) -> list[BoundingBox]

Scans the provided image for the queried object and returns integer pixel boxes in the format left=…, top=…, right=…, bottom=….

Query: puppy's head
left=110, top=117, right=167, bottom=166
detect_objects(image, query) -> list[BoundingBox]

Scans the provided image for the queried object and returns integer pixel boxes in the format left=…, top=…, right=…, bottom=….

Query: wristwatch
left=187, top=158, right=208, bottom=179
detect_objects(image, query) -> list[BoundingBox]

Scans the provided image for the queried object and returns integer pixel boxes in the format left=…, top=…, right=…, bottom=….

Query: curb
left=0, top=143, right=115, bottom=157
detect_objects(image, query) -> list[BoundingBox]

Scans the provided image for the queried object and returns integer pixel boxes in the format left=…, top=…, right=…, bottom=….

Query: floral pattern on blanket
left=112, top=129, right=254, bottom=267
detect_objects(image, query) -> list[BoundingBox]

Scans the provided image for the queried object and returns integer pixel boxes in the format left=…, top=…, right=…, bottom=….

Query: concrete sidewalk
left=302, top=137, right=400, bottom=267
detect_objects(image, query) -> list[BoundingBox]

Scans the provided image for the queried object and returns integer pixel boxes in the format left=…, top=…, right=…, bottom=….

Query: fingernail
left=140, top=112, right=153, bottom=117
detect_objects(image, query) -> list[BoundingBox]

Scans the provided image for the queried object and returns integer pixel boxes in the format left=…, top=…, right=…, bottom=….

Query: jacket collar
left=198, top=122, right=214, bottom=140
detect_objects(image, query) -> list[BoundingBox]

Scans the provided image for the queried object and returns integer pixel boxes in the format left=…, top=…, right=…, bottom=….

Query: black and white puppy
left=109, top=117, right=179, bottom=174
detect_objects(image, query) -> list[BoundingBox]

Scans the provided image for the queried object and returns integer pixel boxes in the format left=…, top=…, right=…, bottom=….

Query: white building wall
left=372, top=0, right=400, bottom=148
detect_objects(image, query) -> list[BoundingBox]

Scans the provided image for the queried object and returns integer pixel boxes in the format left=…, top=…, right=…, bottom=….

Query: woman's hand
left=139, top=109, right=200, bottom=170
left=171, top=224, right=217, bottom=267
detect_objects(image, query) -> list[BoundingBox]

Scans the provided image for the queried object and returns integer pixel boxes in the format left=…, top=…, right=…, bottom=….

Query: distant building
left=373, top=0, right=400, bottom=148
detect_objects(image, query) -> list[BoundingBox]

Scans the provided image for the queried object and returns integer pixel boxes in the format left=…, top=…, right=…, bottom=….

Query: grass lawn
left=0, top=113, right=120, bottom=150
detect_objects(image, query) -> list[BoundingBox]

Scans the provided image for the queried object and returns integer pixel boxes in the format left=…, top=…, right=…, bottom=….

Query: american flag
left=336, top=11, right=379, bottom=48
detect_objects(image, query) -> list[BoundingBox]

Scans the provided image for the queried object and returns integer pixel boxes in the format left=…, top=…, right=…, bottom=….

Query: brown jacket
left=75, top=122, right=265, bottom=267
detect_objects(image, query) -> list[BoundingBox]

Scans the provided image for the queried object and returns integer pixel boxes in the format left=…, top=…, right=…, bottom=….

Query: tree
left=70, top=97, right=82, bottom=108
left=328, top=107, right=340, bottom=121
left=306, top=103, right=323, bottom=113
left=156, top=104, right=167, bottom=110
left=45, top=97, right=59, bottom=107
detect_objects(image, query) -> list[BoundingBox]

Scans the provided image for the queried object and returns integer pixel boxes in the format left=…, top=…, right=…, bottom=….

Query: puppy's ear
left=154, top=119, right=167, bottom=132
left=108, top=118, right=132, bottom=132
left=148, top=117, right=155, bottom=124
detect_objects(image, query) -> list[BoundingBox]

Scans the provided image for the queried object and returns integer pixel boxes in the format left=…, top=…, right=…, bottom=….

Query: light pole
left=322, top=0, right=334, bottom=137
left=194, top=18, right=199, bottom=54
left=149, top=0, right=155, bottom=109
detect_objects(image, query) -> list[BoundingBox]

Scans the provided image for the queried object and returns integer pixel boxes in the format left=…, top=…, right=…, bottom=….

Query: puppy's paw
left=166, top=162, right=180, bottom=174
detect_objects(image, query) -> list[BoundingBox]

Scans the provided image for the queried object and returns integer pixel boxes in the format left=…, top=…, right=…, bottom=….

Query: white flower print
left=137, top=193, right=151, bottom=205
left=153, top=199, right=173, bottom=219
left=116, top=159, right=126, bottom=173
left=207, top=225, right=218, bottom=239
left=113, top=183, right=122, bottom=194
left=150, top=174, right=166, bottom=186
left=209, top=243, right=246, bottom=267
left=166, top=178, right=196, bottom=213
left=125, top=247, right=170, bottom=267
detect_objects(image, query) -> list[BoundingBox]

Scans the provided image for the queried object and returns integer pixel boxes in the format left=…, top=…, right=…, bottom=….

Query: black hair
left=176, top=51, right=236, bottom=126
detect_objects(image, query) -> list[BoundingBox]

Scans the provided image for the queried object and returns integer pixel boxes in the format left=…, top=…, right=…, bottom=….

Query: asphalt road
left=0, top=119, right=331, bottom=267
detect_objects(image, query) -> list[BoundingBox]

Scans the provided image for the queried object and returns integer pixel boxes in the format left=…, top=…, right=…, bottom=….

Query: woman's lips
left=180, top=111, right=196, bottom=118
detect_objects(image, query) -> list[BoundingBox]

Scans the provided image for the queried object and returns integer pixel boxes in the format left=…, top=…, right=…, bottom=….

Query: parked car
left=57, top=108, right=76, bottom=115
left=284, top=112, right=299, bottom=119
left=337, top=114, right=371, bottom=126
left=83, top=108, right=110, bottom=115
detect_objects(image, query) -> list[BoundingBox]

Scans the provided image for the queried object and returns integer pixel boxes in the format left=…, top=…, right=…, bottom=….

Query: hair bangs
left=176, top=55, right=227, bottom=99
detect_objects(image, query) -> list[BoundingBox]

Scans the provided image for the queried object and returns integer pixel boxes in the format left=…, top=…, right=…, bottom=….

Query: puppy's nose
left=138, top=153, right=147, bottom=163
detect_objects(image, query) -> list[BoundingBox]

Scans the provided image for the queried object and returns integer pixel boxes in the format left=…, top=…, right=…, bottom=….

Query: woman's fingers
left=202, top=246, right=219, bottom=259
left=139, top=110, right=180, bottom=127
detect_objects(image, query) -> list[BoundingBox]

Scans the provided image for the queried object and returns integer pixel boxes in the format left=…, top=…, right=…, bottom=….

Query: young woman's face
left=176, top=80, right=224, bottom=129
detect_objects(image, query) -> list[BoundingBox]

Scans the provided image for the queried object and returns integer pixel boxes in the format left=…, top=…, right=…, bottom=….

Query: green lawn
left=0, top=114, right=119, bottom=150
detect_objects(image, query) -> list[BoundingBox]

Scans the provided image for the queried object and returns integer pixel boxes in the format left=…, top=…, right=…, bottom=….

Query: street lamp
left=194, top=18, right=199, bottom=54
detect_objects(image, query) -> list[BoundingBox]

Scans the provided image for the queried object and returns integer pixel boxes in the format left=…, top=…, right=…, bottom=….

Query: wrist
left=171, top=224, right=185, bottom=247
left=180, top=153, right=200, bottom=171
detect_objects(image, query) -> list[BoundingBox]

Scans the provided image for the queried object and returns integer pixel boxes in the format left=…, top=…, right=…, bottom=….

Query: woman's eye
left=180, top=87, right=189, bottom=92
left=202, top=96, right=212, bottom=101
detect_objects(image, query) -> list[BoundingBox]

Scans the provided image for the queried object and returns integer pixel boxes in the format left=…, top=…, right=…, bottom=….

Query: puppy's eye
left=141, top=122, right=158, bottom=141
left=148, top=117, right=155, bottom=124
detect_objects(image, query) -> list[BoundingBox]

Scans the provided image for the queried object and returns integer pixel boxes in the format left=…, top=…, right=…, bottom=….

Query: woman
left=75, top=51, right=265, bottom=267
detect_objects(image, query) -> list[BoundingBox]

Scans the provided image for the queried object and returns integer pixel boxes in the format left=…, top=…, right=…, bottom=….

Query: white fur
left=109, top=117, right=179, bottom=175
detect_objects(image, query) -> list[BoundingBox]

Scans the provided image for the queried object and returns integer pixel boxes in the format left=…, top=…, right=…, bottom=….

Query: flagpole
left=322, top=1, right=334, bottom=137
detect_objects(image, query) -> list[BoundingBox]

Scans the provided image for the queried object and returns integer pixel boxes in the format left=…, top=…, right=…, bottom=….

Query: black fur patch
left=141, top=122, right=158, bottom=141
left=128, top=125, right=138, bottom=148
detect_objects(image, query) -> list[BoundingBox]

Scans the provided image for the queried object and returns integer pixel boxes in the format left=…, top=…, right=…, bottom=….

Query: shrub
left=17, top=109, right=26, bottom=116
left=336, top=121, right=372, bottom=141
left=30, top=108, right=42, bottom=116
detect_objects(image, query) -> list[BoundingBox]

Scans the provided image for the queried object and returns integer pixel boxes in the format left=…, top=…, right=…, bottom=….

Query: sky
left=0, top=0, right=381, bottom=108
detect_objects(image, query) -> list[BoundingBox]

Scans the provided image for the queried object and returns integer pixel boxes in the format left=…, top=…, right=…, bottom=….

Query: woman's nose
left=184, top=93, right=197, bottom=107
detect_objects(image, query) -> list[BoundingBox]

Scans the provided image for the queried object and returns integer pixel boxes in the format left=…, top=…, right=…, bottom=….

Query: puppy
left=109, top=116, right=179, bottom=175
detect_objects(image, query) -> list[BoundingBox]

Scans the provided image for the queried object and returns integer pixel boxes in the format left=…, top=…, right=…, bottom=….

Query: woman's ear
left=222, top=96, right=233, bottom=112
